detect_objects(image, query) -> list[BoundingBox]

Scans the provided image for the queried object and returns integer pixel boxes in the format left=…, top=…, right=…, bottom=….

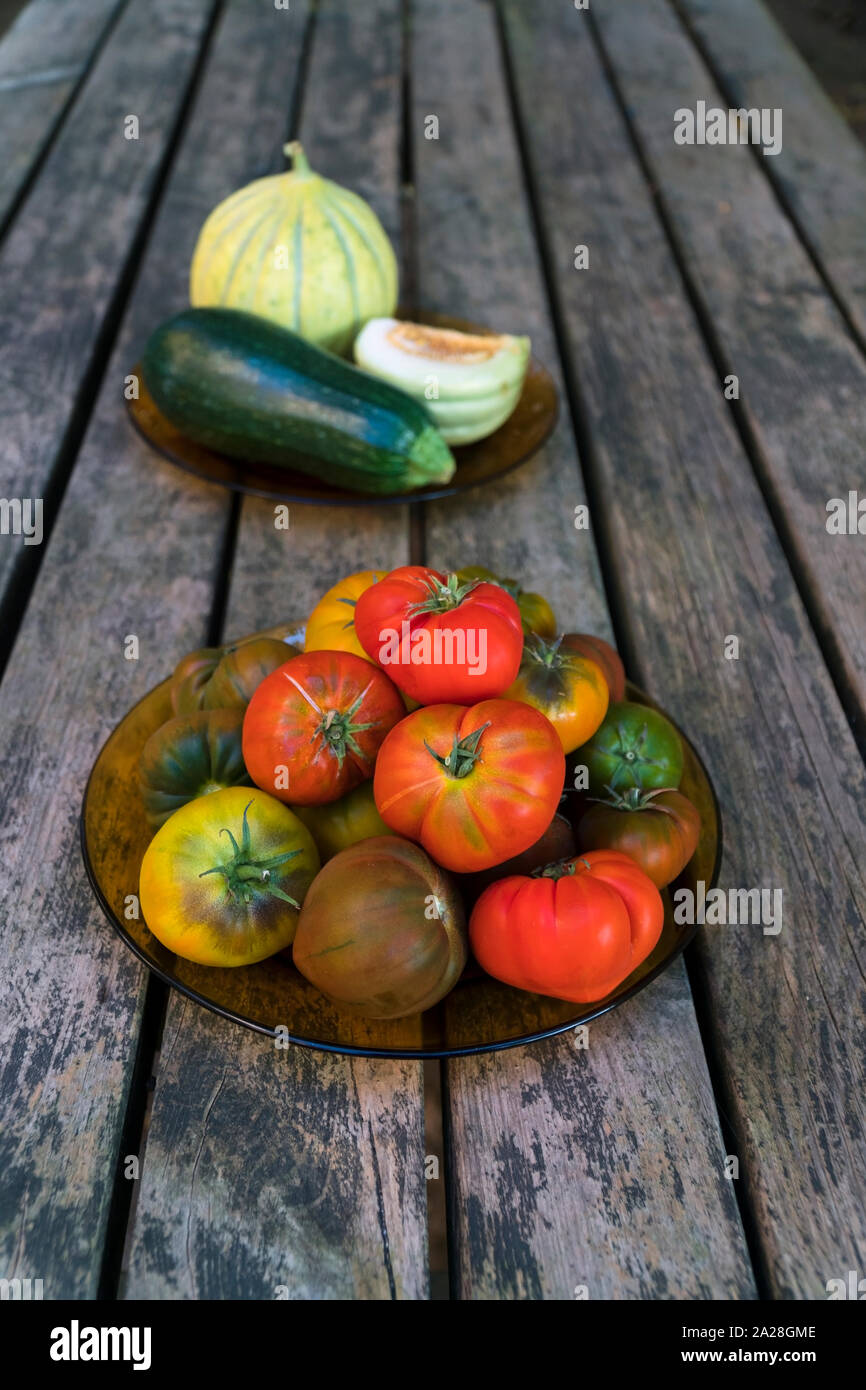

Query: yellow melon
left=189, top=143, right=398, bottom=356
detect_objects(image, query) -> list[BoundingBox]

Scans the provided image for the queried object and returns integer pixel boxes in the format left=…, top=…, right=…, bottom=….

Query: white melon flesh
left=354, top=317, right=530, bottom=444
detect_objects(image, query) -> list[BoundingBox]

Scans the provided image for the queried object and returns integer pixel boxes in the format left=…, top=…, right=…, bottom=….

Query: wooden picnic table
left=1, top=0, right=864, bottom=1302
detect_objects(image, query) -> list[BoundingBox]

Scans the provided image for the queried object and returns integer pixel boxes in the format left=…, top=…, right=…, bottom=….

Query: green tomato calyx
left=425, top=721, right=491, bottom=778
left=408, top=571, right=480, bottom=616
left=337, top=595, right=358, bottom=631
left=532, top=857, right=578, bottom=881
left=199, top=800, right=301, bottom=906
left=524, top=633, right=565, bottom=668
left=313, top=691, right=376, bottom=770
left=604, top=719, right=668, bottom=786
left=590, top=785, right=679, bottom=813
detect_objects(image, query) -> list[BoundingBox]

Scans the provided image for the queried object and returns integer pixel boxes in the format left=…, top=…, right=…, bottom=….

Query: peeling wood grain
left=0, top=0, right=218, bottom=641
left=0, top=0, right=303, bottom=1299
left=503, top=0, right=866, bottom=1297
left=413, top=0, right=755, bottom=1300
left=124, top=0, right=429, bottom=1302
left=674, top=0, right=866, bottom=343
left=0, top=0, right=122, bottom=230
left=591, top=0, right=866, bottom=752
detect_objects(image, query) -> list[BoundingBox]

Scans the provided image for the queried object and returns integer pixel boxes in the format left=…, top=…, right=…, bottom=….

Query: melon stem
left=283, top=141, right=312, bottom=177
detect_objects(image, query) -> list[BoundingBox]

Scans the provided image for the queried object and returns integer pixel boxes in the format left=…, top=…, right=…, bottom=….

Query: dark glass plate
left=125, top=311, right=559, bottom=505
left=80, top=631, right=721, bottom=1058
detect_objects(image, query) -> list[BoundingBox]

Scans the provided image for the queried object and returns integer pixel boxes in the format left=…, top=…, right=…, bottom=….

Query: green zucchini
left=140, top=308, right=456, bottom=493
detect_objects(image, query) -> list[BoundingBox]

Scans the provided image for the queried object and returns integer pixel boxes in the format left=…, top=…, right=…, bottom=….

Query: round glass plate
left=80, top=629, right=721, bottom=1058
left=125, top=311, right=559, bottom=506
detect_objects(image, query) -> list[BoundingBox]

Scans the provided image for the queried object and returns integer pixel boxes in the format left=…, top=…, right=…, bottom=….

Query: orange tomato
left=504, top=634, right=609, bottom=753
left=373, top=698, right=565, bottom=872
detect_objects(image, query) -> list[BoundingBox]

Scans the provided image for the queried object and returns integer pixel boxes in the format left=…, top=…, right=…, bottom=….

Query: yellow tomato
left=291, top=781, right=394, bottom=862
left=304, top=570, right=388, bottom=663
left=139, top=787, right=320, bottom=966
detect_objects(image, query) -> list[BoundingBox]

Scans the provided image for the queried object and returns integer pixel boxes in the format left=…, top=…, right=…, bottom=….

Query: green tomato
left=578, top=700, right=683, bottom=795
left=138, top=708, right=252, bottom=828
left=290, top=780, right=393, bottom=862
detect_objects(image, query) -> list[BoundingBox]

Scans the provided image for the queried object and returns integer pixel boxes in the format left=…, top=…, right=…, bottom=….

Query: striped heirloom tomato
left=373, top=698, right=565, bottom=872
left=139, top=787, right=320, bottom=966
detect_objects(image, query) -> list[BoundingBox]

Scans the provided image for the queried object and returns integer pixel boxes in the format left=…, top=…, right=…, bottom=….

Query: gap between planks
left=0, top=0, right=225, bottom=686
left=586, top=0, right=866, bottom=764
left=492, top=0, right=763, bottom=1290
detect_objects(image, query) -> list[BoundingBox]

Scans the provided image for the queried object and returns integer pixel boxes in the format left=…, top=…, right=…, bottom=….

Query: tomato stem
left=199, top=800, right=301, bottom=907
left=312, top=689, right=376, bottom=770
left=589, top=785, right=679, bottom=812
left=424, top=721, right=491, bottom=778
left=531, top=856, right=577, bottom=881
left=524, top=633, right=564, bottom=668
left=407, top=571, right=480, bottom=617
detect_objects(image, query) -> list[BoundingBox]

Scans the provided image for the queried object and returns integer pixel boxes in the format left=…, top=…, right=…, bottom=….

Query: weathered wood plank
left=124, top=0, right=429, bottom=1301
left=0, top=0, right=122, bottom=232
left=504, top=0, right=866, bottom=1297
left=412, top=0, right=755, bottom=1299
left=674, top=0, right=866, bottom=343
left=0, top=0, right=297, bottom=1300
left=0, top=0, right=216, bottom=644
left=591, top=0, right=866, bottom=751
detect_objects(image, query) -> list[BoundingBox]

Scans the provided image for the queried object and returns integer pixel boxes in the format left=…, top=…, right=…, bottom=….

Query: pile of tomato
left=137, top=565, right=701, bottom=1019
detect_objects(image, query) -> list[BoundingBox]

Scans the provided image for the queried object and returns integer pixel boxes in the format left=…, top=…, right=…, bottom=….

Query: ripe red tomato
left=353, top=565, right=523, bottom=703
left=469, top=849, right=664, bottom=1003
left=242, top=650, right=405, bottom=806
left=373, top=698, right=565, bottom=872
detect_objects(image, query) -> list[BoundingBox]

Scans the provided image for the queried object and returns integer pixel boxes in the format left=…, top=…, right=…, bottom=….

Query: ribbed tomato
left=293, top=836, right=467, bottom=1018
left=373, top=698, right=564, bottom=872
left=138, top=708, right=251, bottom=828
left=469, top=849, right=664, bottom=1003
left=171, top=636, right=294, bottom=713
left=243, top=650, right=405, bottom=805
left=353, top=565, right=523, bottom=703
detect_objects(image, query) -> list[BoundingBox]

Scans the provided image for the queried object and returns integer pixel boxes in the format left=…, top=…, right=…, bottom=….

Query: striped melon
left=189, top=143, right=398, bottom=356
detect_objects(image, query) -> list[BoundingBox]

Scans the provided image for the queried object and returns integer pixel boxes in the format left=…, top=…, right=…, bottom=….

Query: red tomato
left=373, top=698, right=565, bottom=872
left=353, top=565, right=523, bottom=703
left=469, top=849, right=664, bottom=1003
left=242, top=651, right=405, bottom=806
